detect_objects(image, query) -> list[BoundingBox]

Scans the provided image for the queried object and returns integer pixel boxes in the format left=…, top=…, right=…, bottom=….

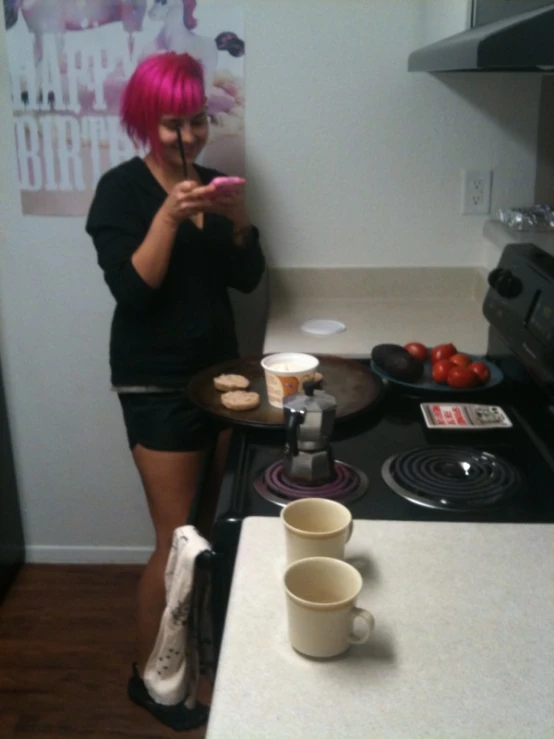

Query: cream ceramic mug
left=281, top=498, right=353, bottom=564
left=284, top=557, right=375, bottom=658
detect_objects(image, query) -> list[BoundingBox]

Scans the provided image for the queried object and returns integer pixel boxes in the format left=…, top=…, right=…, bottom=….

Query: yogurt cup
left=261, top=353, right=319, bottom=408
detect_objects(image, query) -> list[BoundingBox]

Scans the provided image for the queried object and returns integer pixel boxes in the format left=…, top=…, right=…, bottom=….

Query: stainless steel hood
left=408, top=4, right=554, bottom=72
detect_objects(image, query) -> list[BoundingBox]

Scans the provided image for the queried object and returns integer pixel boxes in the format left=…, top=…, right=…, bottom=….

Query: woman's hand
left=161, top=180, right=216, bottom=226
left=207, top=188, right=251, bottom=231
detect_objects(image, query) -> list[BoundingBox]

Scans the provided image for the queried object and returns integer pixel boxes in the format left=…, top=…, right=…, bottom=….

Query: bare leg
left=131, top=444, right=204, bottom=676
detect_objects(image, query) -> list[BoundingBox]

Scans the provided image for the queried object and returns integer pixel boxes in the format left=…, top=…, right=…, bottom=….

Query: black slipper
left=127, top=663, right=209, bottom=732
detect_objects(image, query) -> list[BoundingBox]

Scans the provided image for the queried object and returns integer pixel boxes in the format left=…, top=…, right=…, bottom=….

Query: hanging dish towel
left=144, top=526, right=214, bottom=709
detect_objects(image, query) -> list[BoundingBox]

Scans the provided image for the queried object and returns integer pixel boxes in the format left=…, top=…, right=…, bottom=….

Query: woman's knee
left=131, top=444, right=205, bottom=536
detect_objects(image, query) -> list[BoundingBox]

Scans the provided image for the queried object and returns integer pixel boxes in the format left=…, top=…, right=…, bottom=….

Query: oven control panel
left=483, top=243, right=554, bottom=392
left=527, top=291, right=554, bottom=347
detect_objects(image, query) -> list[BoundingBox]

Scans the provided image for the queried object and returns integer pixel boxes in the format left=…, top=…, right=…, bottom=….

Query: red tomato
left=431, top=343, right=457, bottom=364
left=447, top=366, right=479, bottom=389
left=468, top=361, right=491, bottom=385
left=432, top=359, right=454, bottom=384
left=450, top=353, right=472, bottom=368
left=404, top=342, right=428, bottom=362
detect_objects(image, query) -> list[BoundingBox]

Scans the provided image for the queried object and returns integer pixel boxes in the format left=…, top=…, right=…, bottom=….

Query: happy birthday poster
left=2, top=1, right=245, bottom=215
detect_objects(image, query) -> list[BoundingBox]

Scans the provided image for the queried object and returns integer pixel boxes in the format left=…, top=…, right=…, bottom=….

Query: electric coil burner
left=254, top=460, right=368, bottom=507
left=382, top=446, right=522, bottom=511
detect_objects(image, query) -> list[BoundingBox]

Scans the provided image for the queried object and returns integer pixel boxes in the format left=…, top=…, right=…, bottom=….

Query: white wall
left=243, top=0, right=540, bottom=268
left=0, top=0, right=542, bottom=561
left=418, top=0, right=470, bottom=44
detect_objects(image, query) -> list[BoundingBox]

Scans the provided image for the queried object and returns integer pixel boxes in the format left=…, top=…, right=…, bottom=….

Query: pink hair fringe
left=121, top=52, right=205, bottom=155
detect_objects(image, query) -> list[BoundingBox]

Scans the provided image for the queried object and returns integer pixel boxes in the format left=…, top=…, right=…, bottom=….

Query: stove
left=204, top=243, right=554, bottom=657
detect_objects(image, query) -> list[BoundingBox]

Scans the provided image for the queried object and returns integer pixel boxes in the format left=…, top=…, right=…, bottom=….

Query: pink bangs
left=121, top=52, right=205, bottom=155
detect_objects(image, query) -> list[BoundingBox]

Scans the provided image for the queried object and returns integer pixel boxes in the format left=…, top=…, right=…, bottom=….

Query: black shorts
left=117, top=391, right=223, bottom=452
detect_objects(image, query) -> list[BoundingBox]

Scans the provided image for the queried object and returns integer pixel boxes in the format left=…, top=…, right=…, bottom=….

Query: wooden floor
left=0, top=565, right=209, bottom=738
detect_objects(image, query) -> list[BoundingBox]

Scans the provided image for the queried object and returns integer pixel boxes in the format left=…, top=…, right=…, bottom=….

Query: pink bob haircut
left=120, top=52, right=205, bottom=156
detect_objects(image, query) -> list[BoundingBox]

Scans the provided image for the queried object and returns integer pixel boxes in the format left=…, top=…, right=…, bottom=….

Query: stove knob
left=488, top=268, right=522, bottom=298
left=487, top=268, right=503, bottom=290
left=497, top=270, right=522, bottom=298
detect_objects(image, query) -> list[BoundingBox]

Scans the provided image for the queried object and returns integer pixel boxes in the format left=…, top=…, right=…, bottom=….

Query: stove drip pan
left=254, top=460, right=368, bottom=507
left=382, top=446, right=522, bottom=511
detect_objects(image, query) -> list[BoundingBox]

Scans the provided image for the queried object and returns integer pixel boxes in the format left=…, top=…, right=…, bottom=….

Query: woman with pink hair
left=85, top=52, right=264, bottom=731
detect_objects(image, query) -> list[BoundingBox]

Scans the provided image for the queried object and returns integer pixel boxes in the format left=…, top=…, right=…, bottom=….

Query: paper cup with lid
left=261, top=353, right=319, bottom=408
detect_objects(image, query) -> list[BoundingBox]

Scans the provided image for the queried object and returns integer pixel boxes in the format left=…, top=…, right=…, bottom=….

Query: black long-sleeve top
left=85, top=157, right=265, bottom=387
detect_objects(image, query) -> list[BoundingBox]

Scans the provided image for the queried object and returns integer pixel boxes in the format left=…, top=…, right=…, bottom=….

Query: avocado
left=372, top=343, right=424, bottom=383
left=372, top=344, right=406, bottom=367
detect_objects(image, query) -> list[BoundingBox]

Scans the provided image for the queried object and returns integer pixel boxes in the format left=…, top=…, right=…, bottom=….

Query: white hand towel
left=144, top=526, right=212, bottom=708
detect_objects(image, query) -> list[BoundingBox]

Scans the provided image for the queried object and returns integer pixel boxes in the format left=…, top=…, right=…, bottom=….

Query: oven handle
left=196, top=550, right=217, bottom=569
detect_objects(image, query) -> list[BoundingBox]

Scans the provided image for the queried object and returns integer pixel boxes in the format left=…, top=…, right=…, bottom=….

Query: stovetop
left=213, top=394, right=554, bottom=540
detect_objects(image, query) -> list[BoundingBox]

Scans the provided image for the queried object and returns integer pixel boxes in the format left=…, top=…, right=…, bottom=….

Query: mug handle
left=348, top=607, right=375, bottom=645
left=346, top=520, right=354, bottom=542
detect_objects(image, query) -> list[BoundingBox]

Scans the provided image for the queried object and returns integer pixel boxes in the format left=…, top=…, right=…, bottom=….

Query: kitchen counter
left=263, top=267, right=489, bottom=357
left=207, top=518, right=554, bottom=739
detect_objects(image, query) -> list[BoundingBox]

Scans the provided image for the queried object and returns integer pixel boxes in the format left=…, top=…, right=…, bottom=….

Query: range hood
left=408, top=4, right=554, bottom=72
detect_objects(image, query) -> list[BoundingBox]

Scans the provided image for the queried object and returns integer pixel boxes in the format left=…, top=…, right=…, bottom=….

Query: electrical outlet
left=461, top=169, right=492, bottom=215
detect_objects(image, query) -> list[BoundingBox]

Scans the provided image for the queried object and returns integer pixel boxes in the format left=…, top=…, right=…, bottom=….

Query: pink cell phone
left=211, top=176, right=245, bottom=196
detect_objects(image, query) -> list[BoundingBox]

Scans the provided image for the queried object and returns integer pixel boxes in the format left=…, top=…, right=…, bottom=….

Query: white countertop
left=263, top=297, right=489, bottom=357
left=207, top=518, right=554, bottom=739
left=263, top=267, right=489, bottom=357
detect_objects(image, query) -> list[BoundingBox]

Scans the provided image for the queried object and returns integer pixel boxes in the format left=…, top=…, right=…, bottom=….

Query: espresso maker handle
left=286, top=411, right=304, bottom=457
left=302, top=379, right=322, bottom=396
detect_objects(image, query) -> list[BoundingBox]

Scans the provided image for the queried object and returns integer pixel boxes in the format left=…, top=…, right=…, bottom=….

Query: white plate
left=301, top=319, right=346, bottom=336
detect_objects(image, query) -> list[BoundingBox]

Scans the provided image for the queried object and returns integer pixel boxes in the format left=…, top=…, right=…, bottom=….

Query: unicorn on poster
left=3, top=0, right=244, bottom=114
